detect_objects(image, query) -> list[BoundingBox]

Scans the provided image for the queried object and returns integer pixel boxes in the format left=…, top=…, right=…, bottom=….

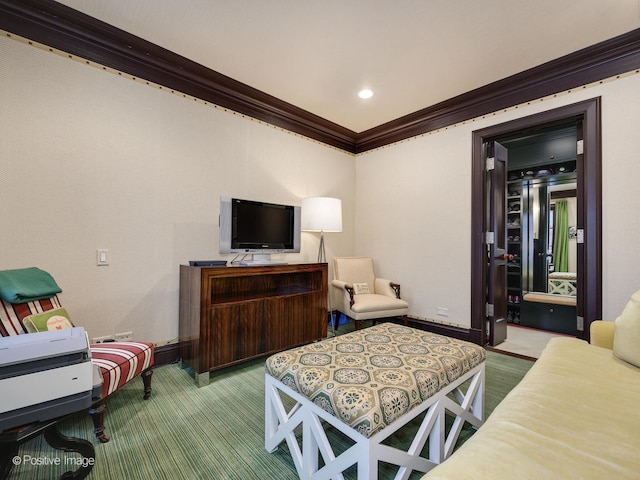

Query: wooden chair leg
left=142, top=368, right=153, bottom=400
left=88, top=401, right=110, bottom=443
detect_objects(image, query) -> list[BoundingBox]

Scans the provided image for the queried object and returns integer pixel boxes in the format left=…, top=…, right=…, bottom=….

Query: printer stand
left=0, top=417, right=95, bottom=479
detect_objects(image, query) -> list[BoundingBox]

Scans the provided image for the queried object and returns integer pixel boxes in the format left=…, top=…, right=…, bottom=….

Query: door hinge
left=577, top=316, right=584, bottom=331
left=577, top=139, right=584, bottom=155
left=576, top=228, right=585, bottom=244
left=486, top=231, right=495, bottom=245
left=486, top=157, right=495, bottom=171
left=486, top=303, right=494, bottom=317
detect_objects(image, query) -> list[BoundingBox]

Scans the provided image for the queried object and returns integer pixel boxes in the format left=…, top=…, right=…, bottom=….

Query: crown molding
left=355, top=28, right=640, bottom=153
left=2, top=0, right=640, bottom=154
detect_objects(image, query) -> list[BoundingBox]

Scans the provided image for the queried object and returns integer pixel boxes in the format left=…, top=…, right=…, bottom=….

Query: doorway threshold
left=487, top=324, right=570, bottom=359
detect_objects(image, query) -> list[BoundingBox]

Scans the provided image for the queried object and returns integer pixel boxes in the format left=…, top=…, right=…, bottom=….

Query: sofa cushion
left=422, top=337, right=640, bottom=480
left=22, top=307, right=74, bottom=333
left=613, top=289, right=640, bottom=368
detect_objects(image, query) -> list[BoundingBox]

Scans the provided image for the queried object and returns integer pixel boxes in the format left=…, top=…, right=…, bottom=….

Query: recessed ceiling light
left=358, top=89, right=374, bottom=99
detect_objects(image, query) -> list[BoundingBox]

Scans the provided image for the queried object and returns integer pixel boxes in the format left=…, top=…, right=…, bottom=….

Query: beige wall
left=356, top=71, right=640, bottom=327
left=3, top=33, right=640, bottom=344
left=0, top=36, right=355, bottom=343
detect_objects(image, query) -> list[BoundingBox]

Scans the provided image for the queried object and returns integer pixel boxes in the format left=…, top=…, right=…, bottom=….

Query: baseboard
left=407, top=317, right=483, bottom=345
left=154, top=343, right=180, bottom=367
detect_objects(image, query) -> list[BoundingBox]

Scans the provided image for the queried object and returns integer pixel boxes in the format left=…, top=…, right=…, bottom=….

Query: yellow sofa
left=422, top=316, right=640, bottom=479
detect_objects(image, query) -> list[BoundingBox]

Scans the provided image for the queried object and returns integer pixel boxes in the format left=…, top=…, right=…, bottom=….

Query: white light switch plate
left=97, top=249, right=109, bottom=266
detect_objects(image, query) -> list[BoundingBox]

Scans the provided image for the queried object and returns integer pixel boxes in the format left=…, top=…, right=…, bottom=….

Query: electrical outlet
left=436, top=307, right=449, bottom=317
left=92, top=335, right=114, bottom=344
left=114, top=331, right=133, bottom=342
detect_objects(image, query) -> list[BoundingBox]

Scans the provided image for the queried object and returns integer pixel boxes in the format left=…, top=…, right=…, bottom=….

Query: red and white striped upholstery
left=0, top=296, right=154, bottom=401
left=0, top=296, right=62, bottom=336
left=90, top=342, right=154, bottom=398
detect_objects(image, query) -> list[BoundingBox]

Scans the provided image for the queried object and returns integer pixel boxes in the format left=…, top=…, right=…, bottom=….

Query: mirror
left=521, top=175, right=577, bottom=296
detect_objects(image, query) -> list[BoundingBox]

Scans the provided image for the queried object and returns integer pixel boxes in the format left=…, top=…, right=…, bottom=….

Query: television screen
left=232, top=199, right=295, bottom=249
left=219, top=197, right=301, bottom=256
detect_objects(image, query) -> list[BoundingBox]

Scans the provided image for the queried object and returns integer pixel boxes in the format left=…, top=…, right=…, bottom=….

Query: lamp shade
left=301, top=197, right=343, bottom=232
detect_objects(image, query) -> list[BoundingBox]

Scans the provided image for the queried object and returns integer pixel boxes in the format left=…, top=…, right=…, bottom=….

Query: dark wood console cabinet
left=179, top=263, right=328, bottom=386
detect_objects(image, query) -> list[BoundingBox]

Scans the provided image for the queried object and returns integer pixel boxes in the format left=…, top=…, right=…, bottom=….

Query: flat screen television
left=219, top=196, right=301, bottom=265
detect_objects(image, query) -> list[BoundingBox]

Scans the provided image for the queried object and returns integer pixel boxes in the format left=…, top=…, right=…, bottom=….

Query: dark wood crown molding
left=355, top=29, right=640, bottom=153
left=2, top=0, right=640, bottom=154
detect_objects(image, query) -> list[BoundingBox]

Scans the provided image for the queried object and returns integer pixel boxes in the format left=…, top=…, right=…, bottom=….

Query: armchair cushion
left=333, top=257, right=377, bottom=293
left=613, top=289, right=640, bottom=368
left=91, top=342, right=154, bottom=398
left=349, top=294, right=409, bottom=315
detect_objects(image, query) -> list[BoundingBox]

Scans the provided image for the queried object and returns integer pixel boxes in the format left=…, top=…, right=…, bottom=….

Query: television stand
left=179, top=263, right=328, bottom=386
left=239, top=260, right=287, bottom=265
left=237, top=253, right=286, bottom=265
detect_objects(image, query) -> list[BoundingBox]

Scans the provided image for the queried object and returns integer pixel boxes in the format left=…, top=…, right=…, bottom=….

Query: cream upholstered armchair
left=331, top=257, right=409, bottom=330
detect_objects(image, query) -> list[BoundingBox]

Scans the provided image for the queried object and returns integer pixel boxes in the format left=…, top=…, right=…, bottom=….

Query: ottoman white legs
left=265, top=362, right=484, bottom=480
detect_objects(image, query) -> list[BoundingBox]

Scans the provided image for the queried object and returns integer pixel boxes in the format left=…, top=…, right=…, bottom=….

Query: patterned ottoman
left=265, top=323, right=485, bottom=479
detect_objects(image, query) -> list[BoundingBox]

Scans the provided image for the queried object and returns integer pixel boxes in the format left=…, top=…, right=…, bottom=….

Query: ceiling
left=54, top=0, right=640, bottom=133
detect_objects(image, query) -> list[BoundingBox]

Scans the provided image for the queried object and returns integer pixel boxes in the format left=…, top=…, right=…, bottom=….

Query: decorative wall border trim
left=1, top=0, right=640, bottom=154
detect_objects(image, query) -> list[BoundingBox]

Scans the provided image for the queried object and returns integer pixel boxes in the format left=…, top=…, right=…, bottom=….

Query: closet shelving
left=507, top=179, right=522, bottom=324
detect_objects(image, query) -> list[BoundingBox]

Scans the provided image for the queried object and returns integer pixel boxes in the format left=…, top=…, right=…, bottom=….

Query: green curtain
left=553, top=200, right=569, bottom=272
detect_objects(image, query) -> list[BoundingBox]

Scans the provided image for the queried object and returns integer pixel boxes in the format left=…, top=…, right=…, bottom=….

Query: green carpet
left=7, top=348, right=533, bottom=480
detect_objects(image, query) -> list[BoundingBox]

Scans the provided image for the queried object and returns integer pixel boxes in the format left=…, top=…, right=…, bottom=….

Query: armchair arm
left=590, top=320, right=615, bottom=350
left=375, top=278, right=402, bottom=299
left=331, top=279, right=355, bottom=308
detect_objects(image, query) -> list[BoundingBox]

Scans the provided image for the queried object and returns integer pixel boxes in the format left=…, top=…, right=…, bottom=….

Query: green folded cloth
left=0, top=267, right=62, bottom=303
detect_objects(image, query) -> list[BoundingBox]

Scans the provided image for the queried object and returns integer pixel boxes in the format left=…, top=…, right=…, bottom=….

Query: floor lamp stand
left=317, top=230, right=326, bottom=263
left=317, top=231, right=337, bottom=336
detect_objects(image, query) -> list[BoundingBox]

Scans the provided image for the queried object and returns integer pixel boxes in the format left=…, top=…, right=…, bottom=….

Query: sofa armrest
left=590, top=320, right=615, bottom=350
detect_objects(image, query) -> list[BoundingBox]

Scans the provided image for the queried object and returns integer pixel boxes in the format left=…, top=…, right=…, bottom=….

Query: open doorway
left=499, top=123, right=578, bottom=336
left=471, top=98, right=602, bottom=347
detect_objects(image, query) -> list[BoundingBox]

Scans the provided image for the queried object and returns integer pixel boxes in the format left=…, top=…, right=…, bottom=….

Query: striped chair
left=1, top=295, right=154, bottom=443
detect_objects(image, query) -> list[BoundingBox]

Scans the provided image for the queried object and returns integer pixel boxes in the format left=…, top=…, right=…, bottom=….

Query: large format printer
left=0, top=327, right=101, bottom=431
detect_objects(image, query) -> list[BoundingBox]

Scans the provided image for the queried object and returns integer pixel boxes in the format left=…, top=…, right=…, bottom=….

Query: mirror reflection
left=523, top=177, right=577, bottom=296
left=507, top=169, right=578, bottom=335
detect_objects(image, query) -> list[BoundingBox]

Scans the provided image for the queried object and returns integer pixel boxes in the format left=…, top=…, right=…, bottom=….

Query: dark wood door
left=486, top=141, right=509, bottom=346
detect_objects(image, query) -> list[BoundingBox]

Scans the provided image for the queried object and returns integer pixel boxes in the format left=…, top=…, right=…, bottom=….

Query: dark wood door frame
left=471, top=98, right=602, bottom=345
